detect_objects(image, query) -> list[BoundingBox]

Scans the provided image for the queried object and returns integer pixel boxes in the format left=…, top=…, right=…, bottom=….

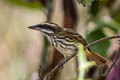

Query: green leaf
left=76, top=0, right=94, bottom=6
left=6, top=0, right=44, bottom=9
left=90, top=0, right=100, bottom=16
left=90, top=18, right=120, bottom=32
left=113, top=11, right=120, bottom=22
left=86, top=29, right=110, bottom=57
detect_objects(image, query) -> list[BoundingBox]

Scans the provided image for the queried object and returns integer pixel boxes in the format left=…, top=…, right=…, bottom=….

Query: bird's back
left=53, top=28, right=88, bottom=56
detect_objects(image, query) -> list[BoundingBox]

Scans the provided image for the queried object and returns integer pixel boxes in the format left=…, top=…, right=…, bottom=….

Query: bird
left=28, top=22, right=107, bottom=65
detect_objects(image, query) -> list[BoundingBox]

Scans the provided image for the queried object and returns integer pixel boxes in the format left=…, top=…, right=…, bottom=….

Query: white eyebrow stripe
left=41, top=23, right=57, bottom=27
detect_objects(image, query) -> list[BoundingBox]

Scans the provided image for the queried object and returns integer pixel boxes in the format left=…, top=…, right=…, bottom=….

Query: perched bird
left=28, top=22, right=107, bottom=65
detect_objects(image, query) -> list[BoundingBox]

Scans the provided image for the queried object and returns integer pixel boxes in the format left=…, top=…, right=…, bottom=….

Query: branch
left=84, top=35, right=120, bottom=49
left=46, top=0, right=54, bottom=22
left=38, top=0, right=55, bottom=79
left=43, top=35, right=120, bottom=80
left=103, top=40, right=120, bottom=77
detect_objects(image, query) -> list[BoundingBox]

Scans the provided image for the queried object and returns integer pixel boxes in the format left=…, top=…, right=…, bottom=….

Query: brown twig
left=46, top=0, right=54, bottom=22
left=84, top=35, right=120, bottom=49
left=103, top=40, right=120, bottom=77
left=44, top=53, right=77, bottom=80
left=43, top=35, right=120, bottom=80
left=38, top=0, right=55, bottom=79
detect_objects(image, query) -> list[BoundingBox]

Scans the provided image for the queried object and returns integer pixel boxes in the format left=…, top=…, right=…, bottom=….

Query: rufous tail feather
left=85, top=49, right=108, bottom=65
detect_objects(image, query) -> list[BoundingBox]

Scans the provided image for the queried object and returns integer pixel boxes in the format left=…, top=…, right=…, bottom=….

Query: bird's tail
left=85, top=49, right=108, bottom=65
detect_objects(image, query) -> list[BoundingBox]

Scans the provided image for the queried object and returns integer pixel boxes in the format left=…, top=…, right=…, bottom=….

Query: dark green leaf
left=7, top=0, right=44, bottom=9
left=90, top=0, right=100, bottom=16
left=86, top=29, right=110, bottom=57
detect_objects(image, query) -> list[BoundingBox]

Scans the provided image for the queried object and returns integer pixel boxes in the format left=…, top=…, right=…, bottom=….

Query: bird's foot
left=58, top=62, right=64, bottom=69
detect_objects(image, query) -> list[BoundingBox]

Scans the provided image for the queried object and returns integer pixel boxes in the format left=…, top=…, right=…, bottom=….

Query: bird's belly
left=56, top=44, right=76, bottom=56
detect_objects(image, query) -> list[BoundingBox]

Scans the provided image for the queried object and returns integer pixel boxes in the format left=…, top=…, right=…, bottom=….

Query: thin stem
left=44, top=53, right=77, bottom=80
left=103, top=40, right=120, bottom=77
left=84, top=35, right=120, bottom=49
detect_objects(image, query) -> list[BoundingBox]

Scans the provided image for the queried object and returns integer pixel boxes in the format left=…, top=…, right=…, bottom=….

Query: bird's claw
left=58, top=62, right=64, bottom=69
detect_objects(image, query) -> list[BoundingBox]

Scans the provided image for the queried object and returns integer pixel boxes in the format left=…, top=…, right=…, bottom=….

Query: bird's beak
left=28, top=25, right=40, bottom=31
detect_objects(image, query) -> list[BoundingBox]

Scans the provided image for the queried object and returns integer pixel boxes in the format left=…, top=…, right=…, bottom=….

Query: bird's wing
left=64, top=28, right=88, bottom=46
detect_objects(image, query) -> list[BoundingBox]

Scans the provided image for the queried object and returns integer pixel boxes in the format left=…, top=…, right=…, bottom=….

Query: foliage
left=86, top=17, right=120, bottom=56
left=77, top=44, right=96, bottom=80
left=77, top=0, right=94, bottom=6
left=7, top=0, right=44, bottom=9
left=86, top=29, right=110, bottom=57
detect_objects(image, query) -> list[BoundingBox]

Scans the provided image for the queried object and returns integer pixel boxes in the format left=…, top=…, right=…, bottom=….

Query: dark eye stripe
left=44, top=25, right=55, bottom=31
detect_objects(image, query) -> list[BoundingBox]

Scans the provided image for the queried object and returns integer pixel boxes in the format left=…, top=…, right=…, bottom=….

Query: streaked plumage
left=28, top=22, right=107, bottom=65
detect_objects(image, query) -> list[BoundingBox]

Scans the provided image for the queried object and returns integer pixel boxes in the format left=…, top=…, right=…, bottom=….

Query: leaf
left=76, top=0, right=94, bottom=6
left=6, top=0, right=44, bottom=9
left=90, top=0, right=100, bottom=16
left=86, top=29, right=110, bottom=57
left=90, top=18, right=120, bottom=32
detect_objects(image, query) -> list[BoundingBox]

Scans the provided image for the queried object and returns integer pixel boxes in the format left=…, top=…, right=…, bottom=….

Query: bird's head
left=28, top=22, right=63, bottom=36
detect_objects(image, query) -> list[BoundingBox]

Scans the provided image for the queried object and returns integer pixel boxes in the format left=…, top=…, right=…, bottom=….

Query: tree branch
left=84, top=35, right=120, bottom=49
left=38, top=0, right=55, bottom=79
left=43, top=35, right=120, bottom=80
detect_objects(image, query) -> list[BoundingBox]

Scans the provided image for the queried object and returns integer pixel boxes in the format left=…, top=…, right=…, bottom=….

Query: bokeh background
left=0, top=0, right=120, bottom=80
